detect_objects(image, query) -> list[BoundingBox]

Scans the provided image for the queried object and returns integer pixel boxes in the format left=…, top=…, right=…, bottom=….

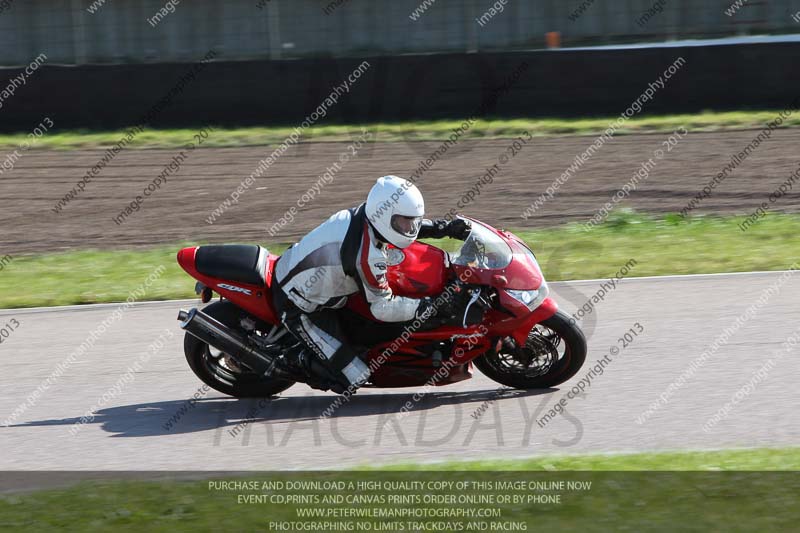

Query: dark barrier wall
left=0, top=43, right=798, bottom=132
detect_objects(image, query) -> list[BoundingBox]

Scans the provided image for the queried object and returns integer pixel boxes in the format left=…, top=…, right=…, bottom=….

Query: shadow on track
left=9, top=387, right=555, bottom=438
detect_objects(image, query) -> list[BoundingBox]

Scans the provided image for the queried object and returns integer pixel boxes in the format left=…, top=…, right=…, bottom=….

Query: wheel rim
left=202, top=345, right=262, bottom=386
left=488, top=324, right=570, bottom=379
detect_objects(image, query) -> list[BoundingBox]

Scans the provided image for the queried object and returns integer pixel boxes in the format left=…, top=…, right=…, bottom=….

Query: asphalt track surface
left=2, top=271, right=798, bottom=472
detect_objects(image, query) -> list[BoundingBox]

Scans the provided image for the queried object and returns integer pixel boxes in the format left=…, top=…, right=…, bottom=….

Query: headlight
left=506, top=282, right=549, bottom=310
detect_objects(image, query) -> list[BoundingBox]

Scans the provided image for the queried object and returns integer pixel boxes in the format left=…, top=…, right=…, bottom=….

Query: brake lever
left=462, top=289, right=482, bottom=328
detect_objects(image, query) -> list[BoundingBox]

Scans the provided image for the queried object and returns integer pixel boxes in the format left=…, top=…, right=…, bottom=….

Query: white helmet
left=365, top=175, right=425, bottom=249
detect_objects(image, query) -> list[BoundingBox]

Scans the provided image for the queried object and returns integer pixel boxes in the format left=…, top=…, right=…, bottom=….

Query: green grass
left=373, top=447, right=800, bottom=471
left=3, top=110, right=799, bottom=150
left=0, top=449, right=797, bottom=532
left=2, top=212, right=799, bottom=308
left=513, top=210, right=800, bottom=280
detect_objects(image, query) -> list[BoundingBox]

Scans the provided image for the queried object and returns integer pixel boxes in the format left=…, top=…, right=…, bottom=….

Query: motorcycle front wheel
left=474, top=310, right=587, bottom=389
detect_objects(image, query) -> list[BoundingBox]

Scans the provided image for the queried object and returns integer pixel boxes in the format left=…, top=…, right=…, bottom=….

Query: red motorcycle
left=176, top=217, right=586, bottom=397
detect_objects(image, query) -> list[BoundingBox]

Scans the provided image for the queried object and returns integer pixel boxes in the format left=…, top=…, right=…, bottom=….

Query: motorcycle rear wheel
left=183, top=301, right=295, bottom=398
left=474, top=310, right=586, bottom=389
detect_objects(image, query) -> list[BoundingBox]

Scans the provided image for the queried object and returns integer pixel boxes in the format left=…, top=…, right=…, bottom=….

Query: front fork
left=492, top=296, right=559, bottom=346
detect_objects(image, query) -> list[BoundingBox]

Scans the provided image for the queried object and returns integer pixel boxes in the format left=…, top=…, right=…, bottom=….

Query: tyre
left=474, top=310, right=587, bottom=389
left=183, top=301, right=295, bottom=398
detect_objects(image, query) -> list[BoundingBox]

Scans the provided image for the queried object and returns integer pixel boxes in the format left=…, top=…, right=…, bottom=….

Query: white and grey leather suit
left=273, top=203, right=424, bottom=388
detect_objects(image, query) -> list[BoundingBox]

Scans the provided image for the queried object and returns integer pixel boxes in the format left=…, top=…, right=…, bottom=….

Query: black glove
left=418, top=218, right=472, bottom=240
left=445, top=218, right=472, bottom=240
left=413, top=282, right=474, bottom=329
left=413, top=297, right=444, bottom=330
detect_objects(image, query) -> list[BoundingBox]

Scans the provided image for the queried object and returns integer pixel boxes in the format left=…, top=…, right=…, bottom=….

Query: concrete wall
left=0, top=0, right=799, bottom=66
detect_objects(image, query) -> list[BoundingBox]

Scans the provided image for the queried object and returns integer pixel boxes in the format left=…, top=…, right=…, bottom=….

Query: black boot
left=282, top=344, right=349, bottom=394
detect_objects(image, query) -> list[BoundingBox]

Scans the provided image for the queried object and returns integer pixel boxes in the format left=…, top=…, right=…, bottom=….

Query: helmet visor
left=391, top=214, right=423, bottom=238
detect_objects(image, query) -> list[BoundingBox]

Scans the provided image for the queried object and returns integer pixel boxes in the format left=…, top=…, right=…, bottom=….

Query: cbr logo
left=218, top=283, right=252, bottom=295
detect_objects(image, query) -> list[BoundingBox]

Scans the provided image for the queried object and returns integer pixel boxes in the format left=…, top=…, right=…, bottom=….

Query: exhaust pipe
left=177, top=308, right=276, bottom=375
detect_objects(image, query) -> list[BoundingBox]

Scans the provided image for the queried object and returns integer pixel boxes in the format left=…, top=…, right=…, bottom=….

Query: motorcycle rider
left=273, top=175, right=472, bottom=394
